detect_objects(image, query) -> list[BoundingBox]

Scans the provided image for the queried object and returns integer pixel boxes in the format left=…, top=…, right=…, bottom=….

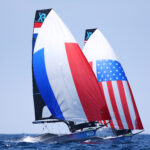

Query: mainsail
left=32, top=9, right=52, bottom=120
left=32, top=9, right=111, bottom=123
left=83, top=29, right=143, bottom=130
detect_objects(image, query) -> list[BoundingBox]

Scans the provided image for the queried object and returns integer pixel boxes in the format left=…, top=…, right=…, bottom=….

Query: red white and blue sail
left=32, top=9, right=111, bottom=122
left=83, top=29, right=143, bottom=130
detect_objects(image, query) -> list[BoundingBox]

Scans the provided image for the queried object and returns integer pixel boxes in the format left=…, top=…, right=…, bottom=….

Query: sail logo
left=86, top=131, right=95, bottom=136
left=86, top=32, right=92, bottom=41
left=37, top=13, right=46, bottom=22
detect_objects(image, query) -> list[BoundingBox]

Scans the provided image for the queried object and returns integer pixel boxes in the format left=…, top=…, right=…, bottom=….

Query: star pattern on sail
left=95, top=59, right=143, bottom=130
left=96, top=60, right=127, bottom=82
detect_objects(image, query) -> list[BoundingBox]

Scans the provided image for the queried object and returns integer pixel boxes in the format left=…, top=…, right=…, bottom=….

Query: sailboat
left=31, top=9, right=111, bottom=142
left=83, top=28, right=144, bottom=137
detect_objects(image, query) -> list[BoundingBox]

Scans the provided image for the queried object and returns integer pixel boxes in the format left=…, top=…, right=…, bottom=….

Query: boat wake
left=19, top=133, right=60, bottom=144
left=14, top=128, right=123, bottom=144
left=0, top=134, right=148, bottom=149
left=21, top=136, right=39, bottom=143
left=0, top=132, right=133, bottom=147
left=18, top=131, right=119, bottom=144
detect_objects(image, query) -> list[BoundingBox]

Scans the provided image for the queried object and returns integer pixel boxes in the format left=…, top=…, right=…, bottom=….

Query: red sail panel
left=34, top=22, right=43, bottom=28
left=65, top=43, right=111, bottom=121
left=89, top=61, right=93, bottom=68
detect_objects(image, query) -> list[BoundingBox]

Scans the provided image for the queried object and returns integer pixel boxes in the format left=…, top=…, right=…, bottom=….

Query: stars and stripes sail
left=83, top=29, right=143, bottom=130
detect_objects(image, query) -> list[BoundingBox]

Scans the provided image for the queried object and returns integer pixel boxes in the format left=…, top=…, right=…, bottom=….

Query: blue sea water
left=0, top=134, right=150, bottom=150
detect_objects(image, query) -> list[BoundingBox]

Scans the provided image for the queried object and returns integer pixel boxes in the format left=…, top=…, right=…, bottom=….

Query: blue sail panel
left=33, top=33, right=38, bottom=39
left=33, top=48, right=65, bottom=120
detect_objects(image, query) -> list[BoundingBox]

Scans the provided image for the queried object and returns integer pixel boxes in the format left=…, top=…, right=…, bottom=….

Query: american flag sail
left=83, top=29, right=143, bottom=130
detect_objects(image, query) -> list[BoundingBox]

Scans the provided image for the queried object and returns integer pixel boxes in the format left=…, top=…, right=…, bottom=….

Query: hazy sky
left=0, top=0, right=150, bottom=134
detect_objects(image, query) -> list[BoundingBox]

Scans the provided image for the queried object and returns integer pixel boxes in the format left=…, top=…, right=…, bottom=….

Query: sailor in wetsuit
left=69, top=121, right=97, bottom=132
left=112, top=129, right=132, bottom=136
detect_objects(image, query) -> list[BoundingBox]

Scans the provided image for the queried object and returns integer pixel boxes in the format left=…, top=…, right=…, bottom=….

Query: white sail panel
left=42, top=106, right=52, bottom=118
left=83, top=29, right=117, bottom=62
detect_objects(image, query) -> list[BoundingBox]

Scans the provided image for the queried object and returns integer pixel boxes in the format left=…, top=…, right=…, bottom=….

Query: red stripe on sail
left=89, top=61, right=93, bottom=68
left=34, top=22, right=42, bottom=28
left=117, top=81, right=134, bottom=129
left=110, top=121, right=115, bottom=129
left=65, top=43, right=111, bottom=121
left=98, top=82, right=115, bottom=129
left=107, top=81, right=124, bottom=129
left=127, top=82, right=143, bottom=129
left=103, top=120, right=108, bottom=127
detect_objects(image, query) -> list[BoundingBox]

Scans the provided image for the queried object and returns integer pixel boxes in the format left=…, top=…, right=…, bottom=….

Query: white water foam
left=21, top=136, right=39, bottom=143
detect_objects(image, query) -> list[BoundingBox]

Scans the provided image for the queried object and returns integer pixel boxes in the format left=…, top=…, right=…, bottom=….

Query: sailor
left=112, top=129, right=132, bottom=136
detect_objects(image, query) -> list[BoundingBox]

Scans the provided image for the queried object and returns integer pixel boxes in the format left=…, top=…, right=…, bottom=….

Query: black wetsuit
left=112, top=129, right=132, bottom=136
left=69, top=122, right=97, bottom=132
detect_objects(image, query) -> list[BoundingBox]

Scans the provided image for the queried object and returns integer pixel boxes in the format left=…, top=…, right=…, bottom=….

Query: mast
left=83, top=29, right=143, bottom=130
left=32, top=9, right=111, bottom=124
